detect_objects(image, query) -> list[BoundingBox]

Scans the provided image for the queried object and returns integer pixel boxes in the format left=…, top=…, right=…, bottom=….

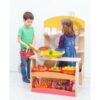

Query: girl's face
left=23, top=19, right=33, bottom=27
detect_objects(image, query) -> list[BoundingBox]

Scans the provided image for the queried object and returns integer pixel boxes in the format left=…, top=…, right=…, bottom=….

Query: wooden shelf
left=31, top=72, right=75, bottom=81
left=30, top=55, right=81, bottom=63
left=77, top=50, right=84, bottom=53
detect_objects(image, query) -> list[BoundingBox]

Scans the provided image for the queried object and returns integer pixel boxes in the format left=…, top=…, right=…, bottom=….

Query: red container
left=39, top=46, right=50, bottom=50
left=61, top=70, right=75, bottom=75
left=20, top=50, right=35, bottom=58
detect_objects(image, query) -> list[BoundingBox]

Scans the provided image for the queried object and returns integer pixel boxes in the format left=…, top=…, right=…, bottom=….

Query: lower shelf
left=32, top=88, right=75, bottom=96
left=31, top=72, right=75, bottom=81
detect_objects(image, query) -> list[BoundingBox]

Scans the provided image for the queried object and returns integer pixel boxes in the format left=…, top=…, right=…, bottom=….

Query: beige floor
left=10, top=72, right=90, bottom=100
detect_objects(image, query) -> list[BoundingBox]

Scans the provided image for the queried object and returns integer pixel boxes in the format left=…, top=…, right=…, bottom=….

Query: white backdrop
left=10, top=0, right=90, bottom=77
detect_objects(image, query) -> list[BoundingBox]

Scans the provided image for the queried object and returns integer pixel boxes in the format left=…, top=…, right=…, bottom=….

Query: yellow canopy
left=44, top=16, right=85, bottom=30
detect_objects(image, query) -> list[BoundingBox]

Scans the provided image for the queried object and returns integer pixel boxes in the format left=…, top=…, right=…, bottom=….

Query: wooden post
left=75, top=62, right=79, bottom=96
left=30, top=59, right=36, bottom=90
left=79, top=64, right=84, bottom=85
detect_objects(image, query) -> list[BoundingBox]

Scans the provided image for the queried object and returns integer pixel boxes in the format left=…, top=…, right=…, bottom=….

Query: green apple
left=48, top=50, right=53, bottom=55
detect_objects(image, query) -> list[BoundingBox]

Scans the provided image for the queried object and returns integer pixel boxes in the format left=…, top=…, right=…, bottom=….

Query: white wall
left=10, top=0, right=90, bottom=77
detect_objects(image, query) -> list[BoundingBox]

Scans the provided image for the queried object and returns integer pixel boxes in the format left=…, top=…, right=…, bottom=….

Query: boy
left=18, top=12, right=35, bottom=83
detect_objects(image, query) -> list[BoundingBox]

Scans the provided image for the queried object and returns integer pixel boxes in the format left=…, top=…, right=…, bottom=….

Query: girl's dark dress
left=55, top=34, right=77, bottom=66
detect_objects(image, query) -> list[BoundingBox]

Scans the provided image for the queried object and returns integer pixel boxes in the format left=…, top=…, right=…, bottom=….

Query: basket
left=20, top=50, right=34, bottom=58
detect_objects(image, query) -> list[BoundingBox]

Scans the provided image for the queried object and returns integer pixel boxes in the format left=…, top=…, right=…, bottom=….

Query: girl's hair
left=61, top=19, right=75, bottom=36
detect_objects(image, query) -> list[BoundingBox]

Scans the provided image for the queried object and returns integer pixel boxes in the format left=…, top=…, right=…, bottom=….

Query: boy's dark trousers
left=20, top=57, right=30, bottom=80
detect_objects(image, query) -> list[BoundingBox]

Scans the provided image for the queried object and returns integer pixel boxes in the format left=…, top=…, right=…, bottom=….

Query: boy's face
left=23, top=19, right=33, bottom=27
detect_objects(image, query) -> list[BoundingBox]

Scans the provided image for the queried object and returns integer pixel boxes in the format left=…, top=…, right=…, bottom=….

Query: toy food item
left=52, top=66, right=60, bottom=70
left=48, top=50, right=53, bottom=55
left=33, top=78, right=52, bottom=88
left=49, top=66, right=61, bottom=72
left=32, top=65, right=48, bottom=72
left=39, top=46, right=50, bottom=50
left=61, top=66, right=75, bottom=75
left=38, top=65, right=48, bottom=71
left=32, top=78, right=39, bottom=88
left=40, top=49, right=65, bottom=58
left=69, top=81, right=74, bottom=91
left=62, top=66, right=75, bottom=70
left=33, top=78, right=75, bottom=92
left=29, top=45, right=64, bottom=58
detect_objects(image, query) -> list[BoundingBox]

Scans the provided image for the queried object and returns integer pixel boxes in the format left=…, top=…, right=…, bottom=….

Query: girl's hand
left=75, top=30, right=81, bottom=36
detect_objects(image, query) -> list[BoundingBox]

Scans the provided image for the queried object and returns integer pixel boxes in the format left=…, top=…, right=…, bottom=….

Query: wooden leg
left=79, top=64, right=84, bottom=85
left=75, top=62, right=79, bottom=96
left=30, top=59, right=36, bottom=90
left=79, top=72, right=82, bottom=85
left=32, top=59, right=36, bottom=67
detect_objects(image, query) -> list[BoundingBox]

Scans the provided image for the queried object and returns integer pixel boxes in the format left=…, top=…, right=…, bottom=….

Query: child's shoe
left=23, top=78, right=30, bottom=83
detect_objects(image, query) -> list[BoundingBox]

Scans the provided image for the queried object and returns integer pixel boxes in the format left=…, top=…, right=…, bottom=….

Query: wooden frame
left=30, top=55, right=81, bottom=96
left=43, top=16, right=84, bottom=85
left=30, top=16, right=84, bottom=96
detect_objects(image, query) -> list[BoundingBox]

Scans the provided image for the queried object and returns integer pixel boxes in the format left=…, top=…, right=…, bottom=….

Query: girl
left=56, top=19, right=78, bottom=67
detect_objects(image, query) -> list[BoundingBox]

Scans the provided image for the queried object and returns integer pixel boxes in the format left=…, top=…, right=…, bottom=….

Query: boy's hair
left=23, top=12, right=34, bottom=20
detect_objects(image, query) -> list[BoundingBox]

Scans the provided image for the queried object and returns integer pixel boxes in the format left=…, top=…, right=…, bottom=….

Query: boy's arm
left=32, top=36, right=35, bottom=47
left=18, top=27, right=29, bottom=49
left=31, top=36, right=39, bottom=51
left=18, top=36, right=29, bottom=49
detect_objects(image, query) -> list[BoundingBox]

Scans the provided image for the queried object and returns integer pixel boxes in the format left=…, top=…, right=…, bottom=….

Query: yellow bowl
left=39, top=49, right=65, bottom=58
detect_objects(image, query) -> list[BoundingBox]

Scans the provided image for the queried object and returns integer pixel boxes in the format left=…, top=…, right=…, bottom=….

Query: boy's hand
left=26, top=45, right=30, bottom=49
left=18, top=36, right=30, bottom=51
left=26, top=45, right=30, bottom=53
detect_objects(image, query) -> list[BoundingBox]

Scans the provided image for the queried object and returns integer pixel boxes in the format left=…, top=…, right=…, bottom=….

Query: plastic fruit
left=49, top=66, right=61, bottom=72
left=32, top=65, right=48, bottom=72
left=39, top=49, right=65, bottom=58
left=68, top=81, right=74, bottom=91
left=61, top=66, right=75, bottom=75
left=53, top=66, right=60, bottom=70
left=62, top=66, right=75, bottom=70
left=48, top=50, right=53, bottom=55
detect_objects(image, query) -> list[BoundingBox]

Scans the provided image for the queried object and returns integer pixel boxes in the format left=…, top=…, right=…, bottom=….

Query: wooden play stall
left=30, top=16, right=85, bottom=96
left=43, top=16, right=84, bottom=85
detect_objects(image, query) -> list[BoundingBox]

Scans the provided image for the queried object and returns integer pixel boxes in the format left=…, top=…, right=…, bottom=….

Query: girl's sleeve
left=58, top=35, right=65, bottom=48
